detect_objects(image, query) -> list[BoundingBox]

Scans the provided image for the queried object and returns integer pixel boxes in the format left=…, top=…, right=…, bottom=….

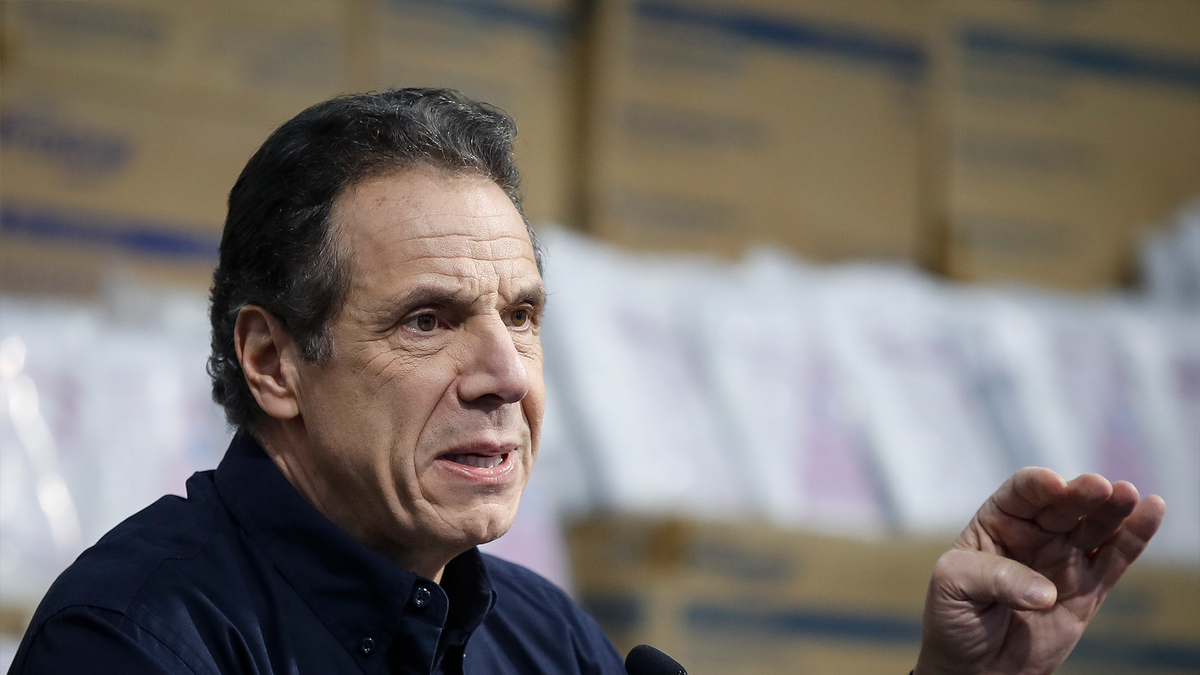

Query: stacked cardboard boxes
left=929, top=0, right=1200, bottom=290
left=568, top=515, right=1200, bottom=675
left=0, top=75, right=276, bottom=294
left=581, top=0, right=931, bottom=263
left=0, top=0, right=352, bottom=119
left=0, top=0, right=579, bottom=294
left=569, top=516, right=940, bottom=674
left=0, top=0, right=353, bottom=295
left=366, top=0, right=578, bottom=226
left=8, top=0, right=1195, bottom=293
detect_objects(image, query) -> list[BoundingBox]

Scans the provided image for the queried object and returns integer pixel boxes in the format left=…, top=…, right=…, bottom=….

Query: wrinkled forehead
left=332, top=168, right=539, bottom=293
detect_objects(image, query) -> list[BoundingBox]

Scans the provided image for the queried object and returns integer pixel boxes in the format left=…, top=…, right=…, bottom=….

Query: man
left=10, top=89, right=1165, bottom=674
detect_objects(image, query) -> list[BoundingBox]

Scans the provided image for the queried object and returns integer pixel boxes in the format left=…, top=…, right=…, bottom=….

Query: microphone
left=625, top=644, right=687, bottom=675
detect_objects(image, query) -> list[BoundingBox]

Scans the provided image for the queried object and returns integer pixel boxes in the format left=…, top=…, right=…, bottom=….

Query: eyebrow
left=378, top=281, right=547, bottom=326
left=388, top=284, right=470, bottom=314
left=511, top=286, right=548, bottom=312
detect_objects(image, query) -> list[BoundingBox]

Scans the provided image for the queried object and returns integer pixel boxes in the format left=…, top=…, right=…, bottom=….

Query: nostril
left=460, top=391, right=509, bottom=412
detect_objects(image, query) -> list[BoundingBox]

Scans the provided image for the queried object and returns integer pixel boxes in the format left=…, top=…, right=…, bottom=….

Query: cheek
left=390, top=356, right=464, bottom=452
left=405, top=353, right=463, bottom=408
left=308, top=350, right=441, bottom=467
left=523, top=373, right=547, bottom=442
left=368, top=336, right=456, bottom=399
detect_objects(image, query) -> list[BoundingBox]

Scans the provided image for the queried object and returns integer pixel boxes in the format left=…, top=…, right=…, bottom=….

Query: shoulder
left=33, top=471, right=228, bottom=618
left=14, top=472, right=240, bottom=673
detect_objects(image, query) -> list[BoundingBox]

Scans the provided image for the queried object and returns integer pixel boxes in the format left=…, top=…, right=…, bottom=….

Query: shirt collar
left=214, top=432, right=497, bottom=673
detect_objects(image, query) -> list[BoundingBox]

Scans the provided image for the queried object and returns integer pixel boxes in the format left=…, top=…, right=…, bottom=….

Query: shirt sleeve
left=10, top=606, right=198, bottom=675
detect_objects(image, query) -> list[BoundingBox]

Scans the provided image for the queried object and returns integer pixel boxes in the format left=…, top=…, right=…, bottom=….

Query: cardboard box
left=1, top=0, right=578, bottom=290
left=930, top=0, right=1200, bottom=290
left=0, top=0, right=352, bottom=124
left=0, top=72, right=273, bottom=295
left=0, top=0, right=355, bottom=296
left=569, top=515, right=943, bottom=675
left=367, top=0, right=578, bottom=227
left=567, top=515, right=1200, bottom=675
left=582, top=0, right=930, bottom=262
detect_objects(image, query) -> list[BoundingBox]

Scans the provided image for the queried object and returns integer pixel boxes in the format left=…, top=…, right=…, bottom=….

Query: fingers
left=1035, top=473, right=1113, bottom=533
left=932, top=549, right=1057, bottom=611
left=1067, top=480, right=1140, bottom=553
left=1090, top=495, right=1166, bottom=589
left=968, top=469, right=1164, bottom=567
left=987, top=467, right=1068, bottom=521
left=982, top=469, right=1130, bottom=537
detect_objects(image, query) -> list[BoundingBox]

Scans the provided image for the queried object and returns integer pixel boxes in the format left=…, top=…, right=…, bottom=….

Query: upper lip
left=438, top=440, right=517, bottom=458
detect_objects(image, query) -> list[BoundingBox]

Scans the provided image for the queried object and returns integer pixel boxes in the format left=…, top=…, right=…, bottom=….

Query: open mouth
left=442, top=453, right=508, bottom=469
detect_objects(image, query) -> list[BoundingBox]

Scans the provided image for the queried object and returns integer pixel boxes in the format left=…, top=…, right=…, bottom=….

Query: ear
left=234, top=305, right=301, bottom=421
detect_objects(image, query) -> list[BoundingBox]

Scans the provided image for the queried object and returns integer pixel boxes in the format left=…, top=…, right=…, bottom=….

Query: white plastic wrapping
left=817, top=268, right=1013, bottom=533
left=540, top=229, right=752, bottom=518
left=698, top=250, right=886, bottom=535
left=0, top=286, right=230, bottom=611
left=1109, top=307, right=1200, bottom=563
left=537, top=227, right=1196, bottom=556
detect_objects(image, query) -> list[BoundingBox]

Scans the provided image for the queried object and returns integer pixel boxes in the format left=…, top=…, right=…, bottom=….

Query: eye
left=413, top=313, right=437, bottom=332
left=510, top=308, right=530, bottom=327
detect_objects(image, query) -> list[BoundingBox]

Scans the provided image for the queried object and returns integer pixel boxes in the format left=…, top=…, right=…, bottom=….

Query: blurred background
left=1, top=0, right=1198, bottom=672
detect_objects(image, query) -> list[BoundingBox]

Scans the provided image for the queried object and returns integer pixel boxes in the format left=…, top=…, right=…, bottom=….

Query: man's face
left=287, top=167, right=545, bottom=570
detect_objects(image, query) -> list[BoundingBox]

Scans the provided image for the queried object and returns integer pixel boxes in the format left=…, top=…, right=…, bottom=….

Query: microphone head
left=625, top=644, right=687, bottom=675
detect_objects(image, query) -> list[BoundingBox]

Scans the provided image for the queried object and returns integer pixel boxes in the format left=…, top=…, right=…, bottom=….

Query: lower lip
left=435, top=452, right=516, bottom=483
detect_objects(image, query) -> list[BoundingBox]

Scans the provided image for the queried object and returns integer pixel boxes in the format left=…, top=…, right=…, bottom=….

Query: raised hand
left=915, top=468, right=1166, bottom=675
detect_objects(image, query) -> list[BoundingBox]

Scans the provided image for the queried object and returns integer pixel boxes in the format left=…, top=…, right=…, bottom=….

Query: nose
left=456, top=317, right=530, bottom=406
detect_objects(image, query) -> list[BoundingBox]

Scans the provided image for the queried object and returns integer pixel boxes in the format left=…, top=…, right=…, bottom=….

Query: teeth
left=446, top=453, right=504, bottom=469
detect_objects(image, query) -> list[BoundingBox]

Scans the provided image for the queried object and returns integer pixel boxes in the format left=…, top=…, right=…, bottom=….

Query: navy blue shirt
left=9, top=433, right=626, bottom=675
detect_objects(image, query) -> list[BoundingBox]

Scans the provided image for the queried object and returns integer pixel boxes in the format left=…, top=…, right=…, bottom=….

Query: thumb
left=931, top=549, right=1057, bottom=611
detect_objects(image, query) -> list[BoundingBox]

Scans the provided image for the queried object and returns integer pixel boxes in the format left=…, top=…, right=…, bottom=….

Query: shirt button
left=412, top=584, right=432, bottom=609
left=359, top=637, right=375, bottom=656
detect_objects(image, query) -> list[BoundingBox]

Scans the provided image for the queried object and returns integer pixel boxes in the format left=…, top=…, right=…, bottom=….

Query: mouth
left=441, top=452, right=509, bottom=470
left=434, top=442, right=520, bottom=484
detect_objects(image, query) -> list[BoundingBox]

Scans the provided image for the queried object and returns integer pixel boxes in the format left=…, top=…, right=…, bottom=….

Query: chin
left=455, top=502, right=518, bottom=547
